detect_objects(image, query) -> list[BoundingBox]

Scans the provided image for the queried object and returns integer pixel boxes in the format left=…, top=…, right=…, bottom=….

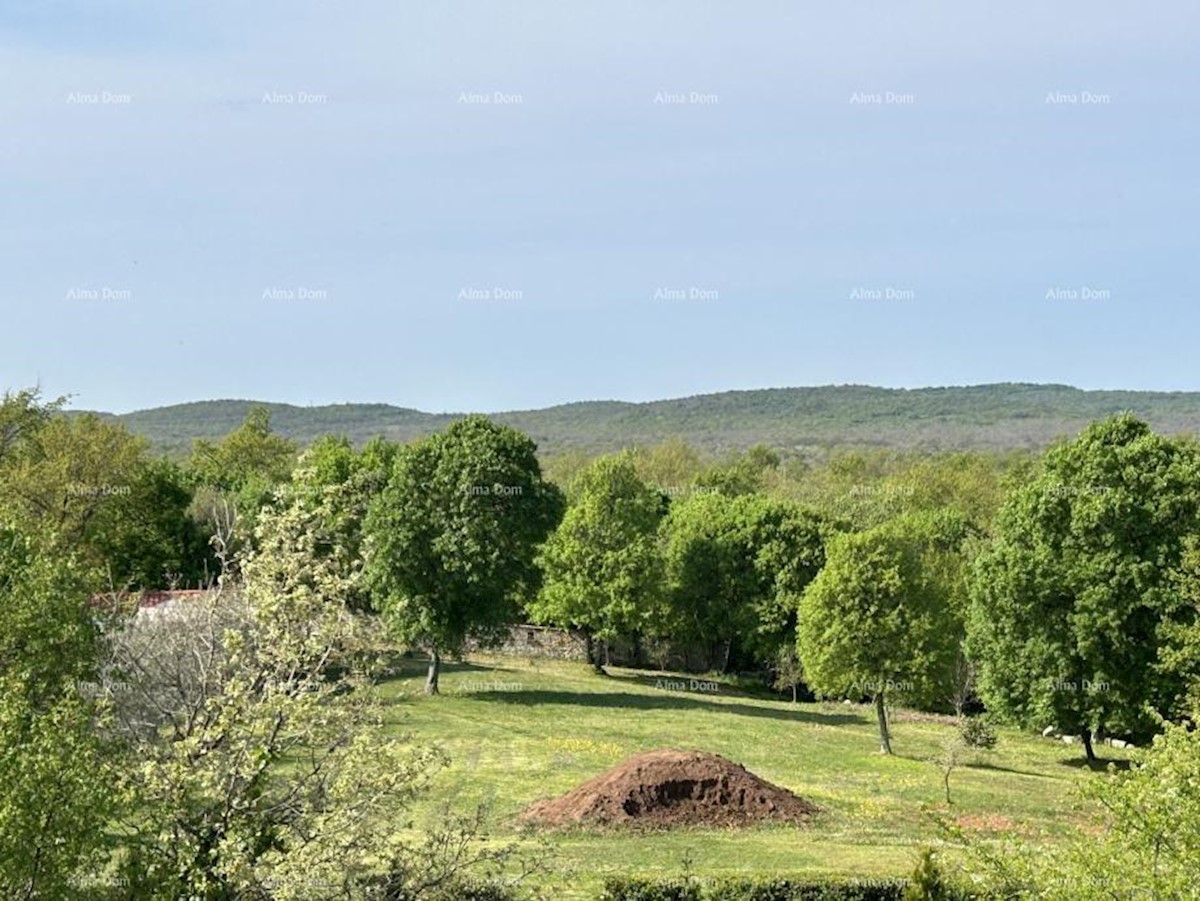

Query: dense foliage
left=364, top=415, right=564, bottom=692
left=6, top=382, right=1200, bottom=896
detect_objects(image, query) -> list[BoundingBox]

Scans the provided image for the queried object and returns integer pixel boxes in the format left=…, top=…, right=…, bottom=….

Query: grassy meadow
left=376, top=653, right=1132, bottom=898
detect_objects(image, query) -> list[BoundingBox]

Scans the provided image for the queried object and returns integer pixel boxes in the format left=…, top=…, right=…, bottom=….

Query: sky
left=2, top=1, right=1197, bottom=414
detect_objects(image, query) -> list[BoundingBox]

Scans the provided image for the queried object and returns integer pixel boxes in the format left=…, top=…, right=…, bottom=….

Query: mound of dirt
left=519, top=749, right=817, bottom=830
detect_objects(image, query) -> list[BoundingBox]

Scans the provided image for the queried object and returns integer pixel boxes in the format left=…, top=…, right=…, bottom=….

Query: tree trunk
left=875, top=691, right=893, bottom=755
left=791, top=684, right=798, bottom=704
left=721, top=639, right=733, bottom=674
left=1082, top=728, right=1097, bottom=763
left=424, top=648, right=441, bottom=695
left=585, top=632, right=606, bottom=675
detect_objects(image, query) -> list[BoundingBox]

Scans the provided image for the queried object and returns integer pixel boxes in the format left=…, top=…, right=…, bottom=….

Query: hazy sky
left=2, top=1, right=1197, bottom=413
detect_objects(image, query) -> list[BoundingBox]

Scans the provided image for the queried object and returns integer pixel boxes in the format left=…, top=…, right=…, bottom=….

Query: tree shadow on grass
left=378, top=653, right=501, bottom=678
left=608, top=671, right=787, bottom=702
left=461, top=687, right=863, bottom=727
left=962, top=761, right=1058, bottom=780
left=1058, top=756, right=1134, bottom=773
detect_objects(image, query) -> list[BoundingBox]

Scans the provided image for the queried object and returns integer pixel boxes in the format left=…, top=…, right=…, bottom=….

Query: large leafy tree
left=0, top=526, right=116, bottom=899
left=692, top=444, right=782, bottom=498
left=284, top=435, right=398, bottom=611
left=187, top=406, right=298, bottom=571
left=798, top=512, right=965, bottom=754
left=659, top=492, right=828, bottom=671
left=0, top=390, right=211, bottom=588
left=365, top=416, right=563, bottom=693
left=967, top=415, right=1200, bottom=760
left=105, top=492, right=513, bottom=899
left=528, top=452, right=667, bottom=674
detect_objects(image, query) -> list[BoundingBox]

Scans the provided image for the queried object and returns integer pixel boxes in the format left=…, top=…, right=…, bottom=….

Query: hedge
left=600, top=876, right=985, bottom=901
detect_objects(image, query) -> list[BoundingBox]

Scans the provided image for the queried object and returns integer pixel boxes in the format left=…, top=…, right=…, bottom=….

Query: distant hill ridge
left=80, top=384, right=1200, bottom=456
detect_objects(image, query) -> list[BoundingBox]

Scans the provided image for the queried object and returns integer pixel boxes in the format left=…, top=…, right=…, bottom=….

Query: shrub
left=707, top=879, right=907, bottom=901
left=601, top=877, right=702, bottom=901
left=959, top=717, right=997, bottom=750
left=602, top=876, right=988, bottom=901
left=902, top=849, right=950, bottom=901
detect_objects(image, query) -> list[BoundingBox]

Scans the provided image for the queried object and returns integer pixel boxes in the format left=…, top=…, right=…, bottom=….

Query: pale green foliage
left=956, top=713, right=1200, bottom=899
left=798, top=512, right=966, bottom=751
left=0, top=527, right=116, bottom=899
left=0, top=390, right=208, bottom=589
left=630, top=438, right=705, bottom=498
left=283, top=435, right=397, bottom=611
left=529, top=452, right=666, bottom=646
left=107, top=488, right=453, bottom=899
left=187, top=407, right=299, bottom=568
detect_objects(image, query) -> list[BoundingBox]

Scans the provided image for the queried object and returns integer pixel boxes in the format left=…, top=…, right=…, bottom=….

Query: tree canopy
left=365, top=416, right=563, bottom=692
left=967, top=414, right=1200, bottom=758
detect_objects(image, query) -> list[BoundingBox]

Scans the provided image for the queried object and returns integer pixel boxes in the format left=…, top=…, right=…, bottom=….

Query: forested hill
left=84, top=384, right=1200, bottom=457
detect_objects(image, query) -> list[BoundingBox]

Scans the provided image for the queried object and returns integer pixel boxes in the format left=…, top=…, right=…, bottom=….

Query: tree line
left=5, top=385, right=1200, bottom=895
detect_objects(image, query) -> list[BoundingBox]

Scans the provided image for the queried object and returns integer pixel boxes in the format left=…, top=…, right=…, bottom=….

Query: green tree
left=798, top=513, right=964, bottom=754
left=187, top=407, right=298, bottom=571
left=967, top=415, right=1200, bottom=760
left=284, top=435, right=398, bottom=611
left=106, top=491, right=525, bottom=899
left=659, top=492, right=828, bottom=671
left=0, top=392, right=211, bottom=589
left=0, top=527, right=115, bottom=899
left=529, top=452, right=666, bottom=674
left=365, top=416, right=563, bottom=693
left=693, top=444, right=781, bottom=498
left=90, top=458, right=214, bottom=588
left=0, top=387, right=64, bottom=464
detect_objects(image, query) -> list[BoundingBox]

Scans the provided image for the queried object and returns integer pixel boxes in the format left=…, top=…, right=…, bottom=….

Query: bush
left=602, top=876, right=987, bottom=901
left=959, top=717, right=997, bottom=750
left=374, top=879, right=520, bottom=901
left=601, top=877, right=702, bottom=901
left=902, top=850, right=951, bottom=901
left=707, top=879, right=906, bottom=901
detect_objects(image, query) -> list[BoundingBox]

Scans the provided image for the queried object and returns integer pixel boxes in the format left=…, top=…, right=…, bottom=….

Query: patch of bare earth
left=518, top=749, right=818, bottom=830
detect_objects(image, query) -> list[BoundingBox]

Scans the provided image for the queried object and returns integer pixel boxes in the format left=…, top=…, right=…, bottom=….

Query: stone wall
left=481, top=624, right=589, bottom=661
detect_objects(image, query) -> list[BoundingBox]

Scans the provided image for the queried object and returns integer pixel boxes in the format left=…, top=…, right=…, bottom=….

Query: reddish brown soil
left=518, top=749, right=817, bottom=830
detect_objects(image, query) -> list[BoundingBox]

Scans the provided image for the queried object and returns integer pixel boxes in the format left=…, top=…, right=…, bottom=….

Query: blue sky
left=2, top=1, right=1197, bottom=413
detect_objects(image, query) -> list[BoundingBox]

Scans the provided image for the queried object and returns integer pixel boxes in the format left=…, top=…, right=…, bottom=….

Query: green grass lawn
left=376, top=653, right=1130, bottom=898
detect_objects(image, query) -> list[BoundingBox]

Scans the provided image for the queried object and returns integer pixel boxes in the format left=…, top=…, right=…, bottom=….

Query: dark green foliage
left=959, top=717, right=997, bottom=750
left=967, top=414, right=1200, bottom=752
left=368, top=878, right=521, bottom=901
left=365, top=415, right=564, bottom=690
left=659, top=492, right=829, bottom=670
left=90, top=458, right=214, bottom=588
left=708, top=882, right=907, bottom=901
left=601, top=876, right=986, bottom=901
left=600, top=878, right=702, bottom=901
left=601, top=876, right=958, bottom=901
left=0, top=390, right=212, bottom=589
